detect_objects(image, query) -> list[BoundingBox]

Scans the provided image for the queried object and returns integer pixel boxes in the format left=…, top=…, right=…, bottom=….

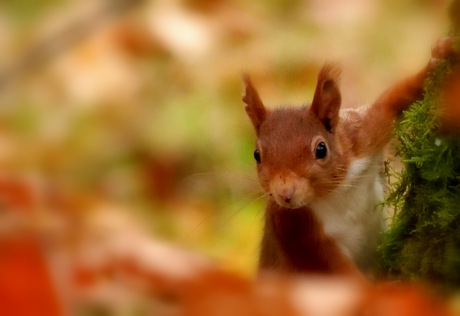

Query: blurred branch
left=0, top=0, right=145, bottom=92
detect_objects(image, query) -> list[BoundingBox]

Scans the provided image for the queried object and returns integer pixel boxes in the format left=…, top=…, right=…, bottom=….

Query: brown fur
left=243, top=38, right=455, bottom=276
left=259, top=200, right=359, bottom=275
left=256, top=106, right=350, bottom=202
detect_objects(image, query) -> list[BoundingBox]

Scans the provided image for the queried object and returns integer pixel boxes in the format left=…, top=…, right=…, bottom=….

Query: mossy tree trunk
left=379, top=1, right=460, bottom=289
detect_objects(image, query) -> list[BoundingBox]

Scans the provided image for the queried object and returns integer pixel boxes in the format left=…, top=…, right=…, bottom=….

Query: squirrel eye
left=315, top=142, right=327, bottom=159
left=254, top=149, right=261, bottom=163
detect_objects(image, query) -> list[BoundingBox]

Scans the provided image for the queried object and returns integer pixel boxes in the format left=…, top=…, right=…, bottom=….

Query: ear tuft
left=318, top=63, right=342, bottom=84
left=242, top=74, right=267, bottom=134
left=310, top=63, right=342, bottom=132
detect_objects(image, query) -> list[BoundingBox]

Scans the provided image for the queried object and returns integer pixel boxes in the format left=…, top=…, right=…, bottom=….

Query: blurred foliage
left=0, top=0, right=452, bottom=275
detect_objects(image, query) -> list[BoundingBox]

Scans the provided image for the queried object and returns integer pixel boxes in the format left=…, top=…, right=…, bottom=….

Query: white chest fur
left=310, top=154, right=385, bottom=271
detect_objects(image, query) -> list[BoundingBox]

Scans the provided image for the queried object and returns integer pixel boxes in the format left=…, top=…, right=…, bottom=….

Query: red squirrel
left=243, top=38, right=455, bottom=276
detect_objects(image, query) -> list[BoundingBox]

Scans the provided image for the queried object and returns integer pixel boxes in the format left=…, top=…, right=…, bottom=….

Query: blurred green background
left=0, top=0, right=451, bottom=275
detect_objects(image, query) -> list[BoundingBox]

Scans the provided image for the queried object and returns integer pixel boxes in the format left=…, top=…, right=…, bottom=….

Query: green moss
left=379, top=57, right=460, bottom=288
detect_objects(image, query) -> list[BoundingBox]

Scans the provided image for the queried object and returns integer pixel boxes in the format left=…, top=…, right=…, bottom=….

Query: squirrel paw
left=429, top=36, right=459, bottom=70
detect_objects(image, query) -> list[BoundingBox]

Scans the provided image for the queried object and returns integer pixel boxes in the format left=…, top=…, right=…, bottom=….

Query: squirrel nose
left=282, top=194, right=292, bottom=203
left=280, top=188, right=295, bottom=203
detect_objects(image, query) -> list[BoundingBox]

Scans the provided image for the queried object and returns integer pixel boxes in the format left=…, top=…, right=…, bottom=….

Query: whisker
left=316, top=181, right=358, bottom=188
left=219, top=192, right=268, bottom=229
left=251, top=201, right=265, bottom=228
left=185, top=191, right=267, bottom=236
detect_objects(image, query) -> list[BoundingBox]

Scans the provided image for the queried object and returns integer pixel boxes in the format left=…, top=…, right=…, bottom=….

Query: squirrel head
left=243, top=64, right=350, bottom=209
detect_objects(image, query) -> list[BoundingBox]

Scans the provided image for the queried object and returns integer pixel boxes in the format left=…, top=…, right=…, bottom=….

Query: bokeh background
left=0, top=0, right=451, bottom=276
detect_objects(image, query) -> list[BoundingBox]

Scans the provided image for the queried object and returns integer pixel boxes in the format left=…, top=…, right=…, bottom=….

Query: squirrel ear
left=309, top=64, right=342, bottom=132
left=242, top=74, right=267, bottom=134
